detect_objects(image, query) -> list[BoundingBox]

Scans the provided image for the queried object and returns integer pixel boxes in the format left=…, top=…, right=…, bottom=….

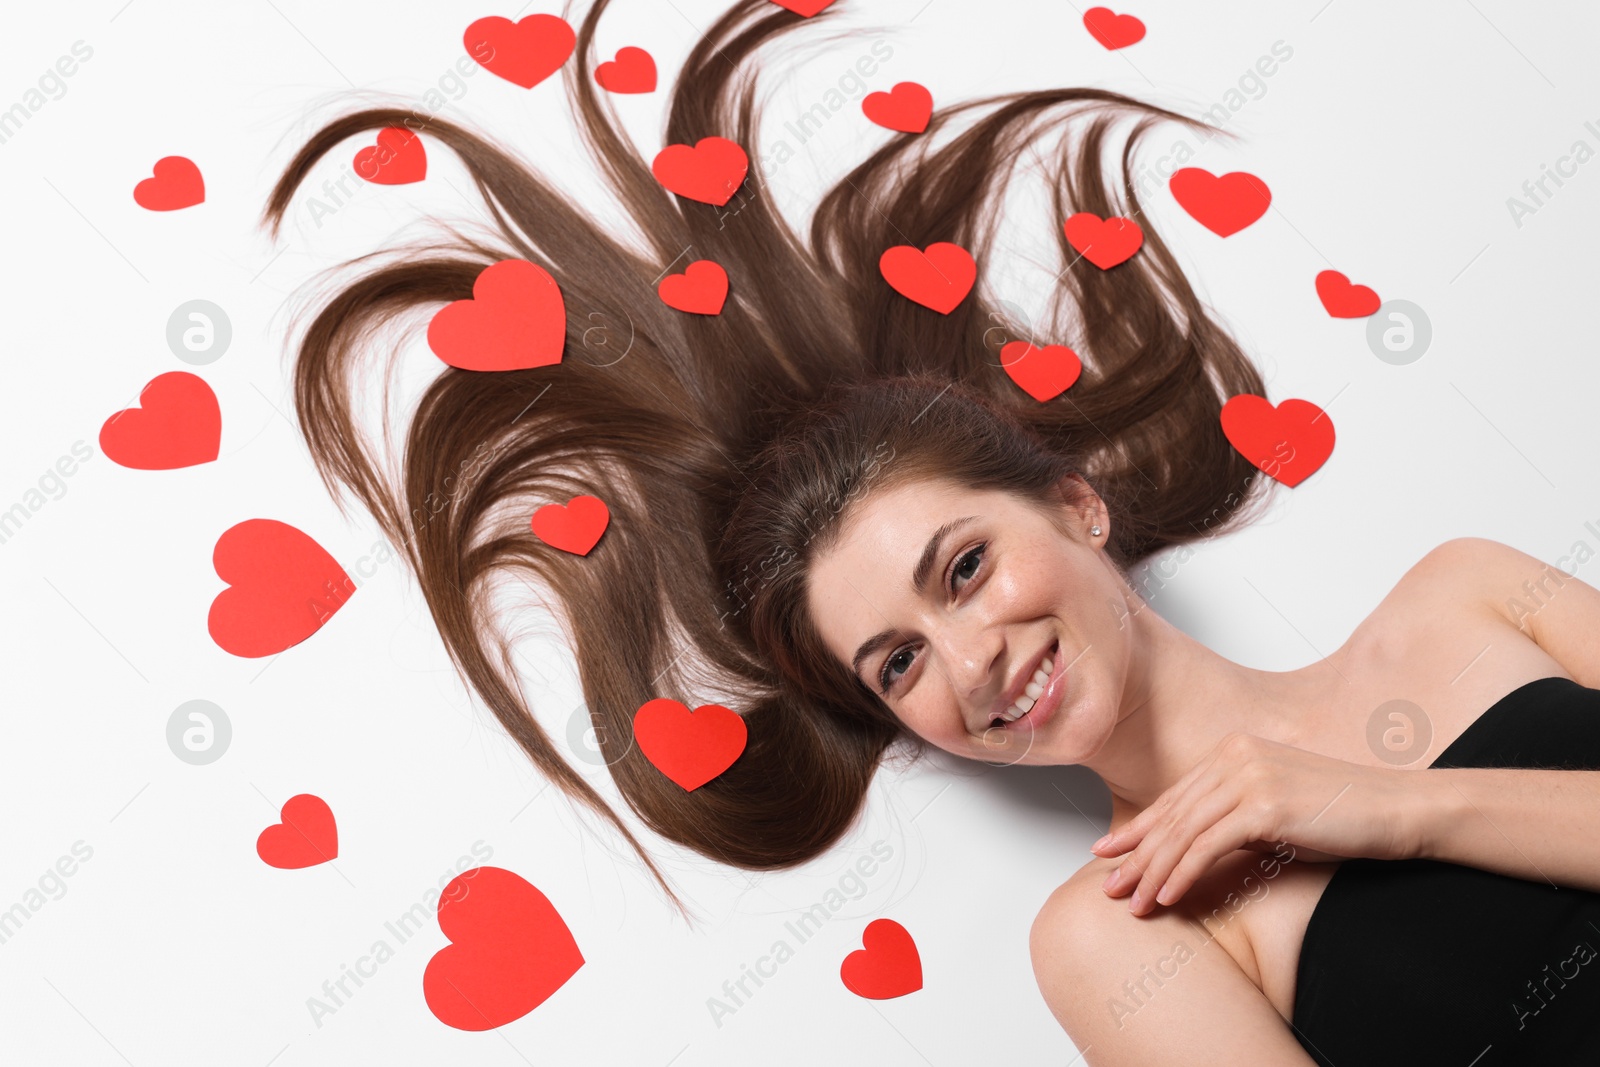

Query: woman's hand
left=1092, top=732, right=1424, bottom=915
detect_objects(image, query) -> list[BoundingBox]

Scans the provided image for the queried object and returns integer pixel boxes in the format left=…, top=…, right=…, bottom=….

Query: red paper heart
left=1063, top=212, right=1144, bottom=269
left=423, top=866, right=585, bottom=1031
left=1315, top=270, right=1381, bottom=318
left=594, top=46, right=656, bottom=93
left=658, top=260, right=729, bottom=315
left=1000, top=341, right=1082, bottom=402
left=354, top=127, right=426, bottom=185
left=1083, top=7, right=1146, bottom=49
left=208, top=519, right=355, bottom=657
left=841, top=919, right=922, bottom=1000
left=878, top=241, right=976, bottom=314
left=769, top=0, right=836, bottom=14
left=1169, top=168, right=1271, bottom=237
left=633, top=698, right=747, bottom=791
left=133, top=156, right=204, bottom=211
left=99, top=371, right=220, bottom=470
left=464, top=14, right=575, bottom=89
left=1220, top=395, right=1335, bottom=488
left=862, top=81, right=932, bottom=133
left=256, top=794, right=338, bottom=869
left=427, top=259, right=565, bottom=372
left=651, top=136, right=749, bottom=207
left=531, top=495, right=610, bottom=555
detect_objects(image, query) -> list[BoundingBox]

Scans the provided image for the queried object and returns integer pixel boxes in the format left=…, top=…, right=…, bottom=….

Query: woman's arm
left=1031, top=862, right=1318, bottom=1066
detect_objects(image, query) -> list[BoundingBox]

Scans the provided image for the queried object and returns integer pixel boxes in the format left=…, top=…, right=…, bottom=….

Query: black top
left=1292, top=676, right=1600, bottom=1065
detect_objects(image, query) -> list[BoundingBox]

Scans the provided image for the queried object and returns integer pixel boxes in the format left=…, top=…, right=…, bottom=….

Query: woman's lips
left=1004, top=640, right=1068, bottom=733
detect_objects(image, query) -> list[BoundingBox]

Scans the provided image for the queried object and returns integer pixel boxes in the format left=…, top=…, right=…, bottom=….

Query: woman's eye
left=877, top=543, right=989, bottom=695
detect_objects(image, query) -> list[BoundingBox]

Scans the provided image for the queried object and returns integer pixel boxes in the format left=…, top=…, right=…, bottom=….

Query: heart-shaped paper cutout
left=99, top=371, right=221, bottom=470
left=658, top=260, right=729, bottom=315
left=1220, top=395, right=1334, bottom=488
left=423, top=866, right=585, bottom=1031
left=594, top=46, right=656, bottom=93
left=134, top=156, right=204, bottom=211
left=1169, top=167, right=1271, bottom=237
left=464, top=14, right=575, bottom=89
left=354, top=127, right=426, bottom=185
left=256, top=794, right=338, bottom=869
left=427, top=259, right=565, bottom=372
left=1315, top=270, right=1380, bottom=318
left=208, top=519, right=355, bottom=657
left=1063, top=212, right=1144, bottom=270
left=1000, top=341, right=1082, bottom=402
left=531, top=495, right=610, bottom=555
left=878, top=242, right=976, bottom=314
left=651, top=136, right=749, bottom=207
left=862, top=81, right=932, bottom=133
left=840, top=919, right=923, bottom=1000
left=1083, top=7, right=1145, bottom=49
left=769, top=0, right=836, bottom=14
left=633, top=698, right=747, bottom=791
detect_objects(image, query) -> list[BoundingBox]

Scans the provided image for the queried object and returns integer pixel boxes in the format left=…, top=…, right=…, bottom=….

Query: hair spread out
left=259, top=0, right=1272, bottom=922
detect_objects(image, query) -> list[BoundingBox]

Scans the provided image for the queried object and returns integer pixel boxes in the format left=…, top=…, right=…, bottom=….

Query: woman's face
left=807, top=474, right=1133, bottom=766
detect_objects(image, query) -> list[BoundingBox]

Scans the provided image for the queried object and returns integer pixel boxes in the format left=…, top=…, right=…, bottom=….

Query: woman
left=259, top=0, right=1600, bottom=1062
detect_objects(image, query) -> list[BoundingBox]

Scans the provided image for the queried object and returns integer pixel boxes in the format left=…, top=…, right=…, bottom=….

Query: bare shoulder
left=1030, top=858, right=1317, bottom=1066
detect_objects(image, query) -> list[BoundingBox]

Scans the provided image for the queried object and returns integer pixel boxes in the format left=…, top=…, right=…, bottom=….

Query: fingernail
left=1155, top=884, right=1172, bottom=905
left=1091, top=833, right=1112, bottom=850
left=1129, top=890, right=1142, bottom=912
left=1102, top=867, right=1119, bottom=891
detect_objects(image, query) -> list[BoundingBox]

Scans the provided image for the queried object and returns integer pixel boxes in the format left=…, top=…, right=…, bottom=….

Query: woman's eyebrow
left=850, top=515, right=980, bottom=680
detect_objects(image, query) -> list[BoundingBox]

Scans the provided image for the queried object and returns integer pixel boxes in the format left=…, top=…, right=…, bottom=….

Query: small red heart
left=594, top=46, right=656, bottom=94
left=256, top=794, right=338, bottom=869
left=427, top=259, right=565, bottom=372
left=633, top=698, right=747, bottom=791
left=1063, top=212, right=1144, bottom=270
left=769, top=0, right=836, bottom=14
left=1083, top=7, right=1145, bottom=49
left=862, top=81, right=932, bottom=133
left=651, top=136, right=749, bottom=206
left=133, top=156, right=204, bottom=211
left=841, top=919, right=922, bottom=1000
left=464, top=14, right=575, bottom=89
left=658, top=260, right=729, bottom=315
left=354, top=127, right=426, bottom=185
left=1001, top=341, right=1082, bottom=402
left=1169, top=167, right=1271, bottom=237
left=423, top=866, right=585, bottom=1031
left=1220, top=395, right=1335, bottom=488
left=99, top=371, right=221, bottom=470
left=879, top=241, right=976, bottom=314
left=1314, top=270, right=1381, bottom=318
left=531, top=495, right=610, bottom=555
left=208, top=519, right=355, bottom=657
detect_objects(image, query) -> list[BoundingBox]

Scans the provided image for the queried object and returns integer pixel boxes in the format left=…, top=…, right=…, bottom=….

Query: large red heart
left=594, top=46, right=656, bottom=94
left=651, top=136, right=749, bottom=207
left=658, top=260, right=729, bottom=315
left=464, top=14, right=575, bottom=89
left=423, top=866, right=585, bottom=1031
left=862, top=81, right=932, bottom=134
left=1083, top=7, right=1146, bottom=49
left=769, top=0, right=836, bottom=14
left=1062, top=212, right=1144, bottom=269
left=878, top=242, right=976, bottom=314
left=99, top=371, right=221, bottom=470
left=208, top=519, right=355, bottom=657
left=531, top=495, right=610, bottom=555
left=1000, top=341, right=1082, bottom=402
left=133, top=156, right=204, bottom=211
left=1315, top=269, right=1380, bottom=318
left=840, top=919, right=922, bottom=1000
left=354, top=127, right=426, bottom=185
left=256, top=794, right=338, bottom=869
left=1219, top=395, right=1335, bottom=488
left=633, top=698, right=747, bottom=791
left=427, top=259, right=565, bottom=372
left=1169, top=167, right=1271, bottom=237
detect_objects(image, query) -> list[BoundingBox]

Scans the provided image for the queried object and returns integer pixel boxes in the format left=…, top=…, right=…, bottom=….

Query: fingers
left=1104, top=789, right=1240, bottom=912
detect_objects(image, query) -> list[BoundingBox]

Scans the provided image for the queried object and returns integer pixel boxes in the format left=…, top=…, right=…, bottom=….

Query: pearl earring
left=1090, top=525, right=1102, bottom=537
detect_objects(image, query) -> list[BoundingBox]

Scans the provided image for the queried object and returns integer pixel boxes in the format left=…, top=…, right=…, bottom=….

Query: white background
left=2, top=0, right=1598, bottom=1063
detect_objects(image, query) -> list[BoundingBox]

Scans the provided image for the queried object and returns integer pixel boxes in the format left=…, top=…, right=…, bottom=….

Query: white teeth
left=994, top=648, right=1059, bottom=725
left=1024, top=681, right=1044, bottom=700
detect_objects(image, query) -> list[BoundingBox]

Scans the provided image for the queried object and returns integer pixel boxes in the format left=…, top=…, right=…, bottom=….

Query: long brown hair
left=260, top=0, right=1271, bottom=921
